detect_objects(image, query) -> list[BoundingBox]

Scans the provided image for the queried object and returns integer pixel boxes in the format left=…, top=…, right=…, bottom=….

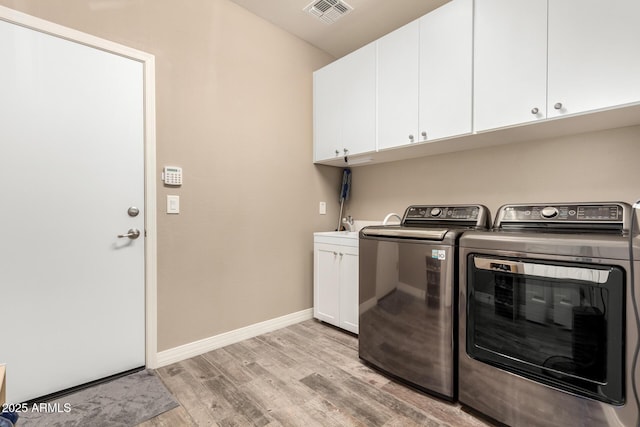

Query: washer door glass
left=466, top=254, right=625, bottom=405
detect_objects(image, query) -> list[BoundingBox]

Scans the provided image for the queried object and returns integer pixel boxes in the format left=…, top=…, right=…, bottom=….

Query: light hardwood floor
left=140, top=319, right=497, bottom=427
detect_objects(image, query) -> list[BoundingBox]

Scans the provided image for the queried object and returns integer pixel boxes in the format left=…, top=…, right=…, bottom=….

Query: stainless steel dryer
left=359, top=204, right=490, bottom=401
left=459, top=202, right=640, bottom=426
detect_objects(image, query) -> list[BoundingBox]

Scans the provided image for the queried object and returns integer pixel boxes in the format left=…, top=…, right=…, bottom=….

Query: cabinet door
left=314, top=243, right=340, bottom=325
left=418, top=0, right=473, bottom=141
left=547, top=0, right=640, bottom=118
left=377, top=20, right=420, bottom=150
left=473, top=0, right=547, bottom=131
left=313, top=62, right=343, bottom=162
left=340, top=42, right=376, bottom=157
left=339, top=247, right=359, bottom=334
left=313, top=44, right=376, bottom=161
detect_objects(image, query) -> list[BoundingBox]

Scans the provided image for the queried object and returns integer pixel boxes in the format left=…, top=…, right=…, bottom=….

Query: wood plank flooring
left=140, top=319, right=496, bottom=427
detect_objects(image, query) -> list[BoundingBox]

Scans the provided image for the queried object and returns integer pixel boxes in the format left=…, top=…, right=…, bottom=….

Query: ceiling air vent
left=304, top=0, right=353, bottom=25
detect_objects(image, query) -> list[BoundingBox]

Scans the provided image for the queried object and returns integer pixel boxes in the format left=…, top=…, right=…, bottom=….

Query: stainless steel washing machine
left=359, top=204, right=490, bottom=401
left=459, top=202, right=640, bottom=426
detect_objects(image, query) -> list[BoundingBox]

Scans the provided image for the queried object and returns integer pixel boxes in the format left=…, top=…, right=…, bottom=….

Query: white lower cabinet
left=313, top=233, right=358, bottom=334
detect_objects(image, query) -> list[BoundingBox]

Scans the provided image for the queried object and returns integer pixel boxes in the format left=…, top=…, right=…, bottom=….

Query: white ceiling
left=228, top=0, right=450, bottom=59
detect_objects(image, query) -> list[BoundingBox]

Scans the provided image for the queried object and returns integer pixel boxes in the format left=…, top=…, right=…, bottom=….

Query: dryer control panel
left=495, top=202, right=631, bottom=233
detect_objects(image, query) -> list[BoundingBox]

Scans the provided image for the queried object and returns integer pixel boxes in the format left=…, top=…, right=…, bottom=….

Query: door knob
left=117, top=229, right=141, bottom=239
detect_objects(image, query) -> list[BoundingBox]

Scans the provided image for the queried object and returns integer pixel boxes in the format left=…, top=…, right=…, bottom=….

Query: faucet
left=342, top=215, right=354, bottom=231
left=382, top=213, right=402, bottom=225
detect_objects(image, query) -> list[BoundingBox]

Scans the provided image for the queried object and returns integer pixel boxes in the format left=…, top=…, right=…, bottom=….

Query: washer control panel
left=406, top=205, right=480, bottom=220
left=403, top=204, right=491, bottom=229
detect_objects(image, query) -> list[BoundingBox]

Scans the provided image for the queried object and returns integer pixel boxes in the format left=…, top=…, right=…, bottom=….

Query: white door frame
left=0, top=5, right=158, bottom=368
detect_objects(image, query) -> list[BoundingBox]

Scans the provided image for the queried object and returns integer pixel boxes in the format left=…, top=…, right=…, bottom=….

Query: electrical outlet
left=319, top=201, right=327, bottom=215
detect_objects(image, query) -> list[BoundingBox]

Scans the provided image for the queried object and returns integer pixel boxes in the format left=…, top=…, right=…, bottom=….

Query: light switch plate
left=319, top=201, right=327, bottom=215
left=167, top=195, right=180, bottom=214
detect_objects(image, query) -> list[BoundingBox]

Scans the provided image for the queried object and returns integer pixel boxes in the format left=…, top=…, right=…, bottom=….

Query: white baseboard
left=360, top=296, right=377, bottom=313
left=155, top=308, right=313, bottom=367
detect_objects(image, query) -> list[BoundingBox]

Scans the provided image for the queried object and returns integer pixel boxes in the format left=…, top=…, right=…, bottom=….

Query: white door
left=0, top=18, right=145, bottom=403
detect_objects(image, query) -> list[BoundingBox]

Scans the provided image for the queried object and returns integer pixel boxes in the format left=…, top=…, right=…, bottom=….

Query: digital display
left=452, top=207, right=477, bottom=219
left=578, top=205, right=619, bottom=220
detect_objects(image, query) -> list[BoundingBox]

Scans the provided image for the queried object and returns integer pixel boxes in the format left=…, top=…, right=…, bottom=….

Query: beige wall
left=0, top=0, right=340, bottom=351
left=345, top=126, right=640, bottom=222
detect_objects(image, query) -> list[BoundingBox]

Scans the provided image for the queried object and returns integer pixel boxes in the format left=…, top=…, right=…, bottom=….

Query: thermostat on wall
left=162, top=166, right=182, bottom=186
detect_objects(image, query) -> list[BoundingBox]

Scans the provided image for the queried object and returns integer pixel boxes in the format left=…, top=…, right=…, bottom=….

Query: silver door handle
left=118, top=228, right=141, bottom=239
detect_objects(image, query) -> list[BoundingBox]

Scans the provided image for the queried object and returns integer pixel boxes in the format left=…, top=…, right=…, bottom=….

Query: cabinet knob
left=335, top=149, right=339, bottom=156
left=343, top=148, right=349, bottom=155
left=408, top=134, right=414, bottom=142
left=421, top=131, right=427, bottom=139
left=333, top=251, right=338, bottom=256
left=531, top=107, right=539, bottom=114
left=554, top=102, right=563, bottom=110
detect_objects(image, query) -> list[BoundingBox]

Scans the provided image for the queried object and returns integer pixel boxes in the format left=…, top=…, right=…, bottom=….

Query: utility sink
left=313, top=230, right=358, bottom=246
left=315, top=231, right=358, bottom=238
left=314, top=220, right=382, bottom=244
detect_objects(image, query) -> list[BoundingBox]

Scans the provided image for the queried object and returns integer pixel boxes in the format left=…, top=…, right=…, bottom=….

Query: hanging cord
left=629, top=201, right=640, bottom=425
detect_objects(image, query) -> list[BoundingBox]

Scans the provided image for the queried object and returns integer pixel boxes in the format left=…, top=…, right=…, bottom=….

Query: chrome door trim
left=473, top=256, right=610, bottom=283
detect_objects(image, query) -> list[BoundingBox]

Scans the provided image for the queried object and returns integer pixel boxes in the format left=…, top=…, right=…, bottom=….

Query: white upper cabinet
left=547, top=0, right=640, bottom=118
left=377, top=0, right=473, bottom=150
left=474, top=0, right=640, bottom=132
left=313, top=60, right=341, bottom=162
left=313, top=0, right=640, bottom=167
left=313, top=42, right=376, bottom=162
left=377, top=20, right=420, bottom=150
left=473, top=0, right=548, bottom=131
left=418, top=0, right=473, bottom=141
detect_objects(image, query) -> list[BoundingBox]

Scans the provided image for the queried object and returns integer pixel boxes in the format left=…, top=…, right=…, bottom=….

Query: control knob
left=540, top=206, right=559, bottom=219
left=430, top=208, right=442, bottom=217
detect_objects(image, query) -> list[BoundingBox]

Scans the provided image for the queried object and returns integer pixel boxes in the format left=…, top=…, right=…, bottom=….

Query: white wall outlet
left=167, top=195, right=180, bottom=214
left=319, top=201, right=327, bottom=215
